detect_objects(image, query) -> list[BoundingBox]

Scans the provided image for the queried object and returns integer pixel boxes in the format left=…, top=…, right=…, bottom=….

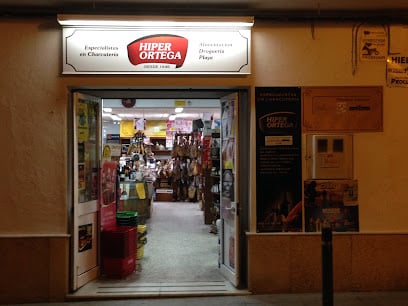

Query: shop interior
left=74, top=88, right=242, bottom=296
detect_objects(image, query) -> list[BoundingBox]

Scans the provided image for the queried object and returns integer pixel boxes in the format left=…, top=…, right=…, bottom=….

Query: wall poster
left=359, top=26, right=387, bottom=62
left=255, top=87, right=302, bottom=232
left=304, top=180, right=359, bottom=232
left=100, top=161, right=117, bottom=231
left=78, top=223, right=93, bottom=252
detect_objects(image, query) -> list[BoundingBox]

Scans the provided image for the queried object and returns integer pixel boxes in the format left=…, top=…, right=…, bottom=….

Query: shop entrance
left=68, top=87, right=250, bottom=297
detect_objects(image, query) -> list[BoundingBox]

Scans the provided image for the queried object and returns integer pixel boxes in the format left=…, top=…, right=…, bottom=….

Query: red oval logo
left=127, top=34, right=188, bottom=68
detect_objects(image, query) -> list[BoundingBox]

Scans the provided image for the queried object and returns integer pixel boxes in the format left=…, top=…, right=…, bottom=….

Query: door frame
left=67, top=86, right=251, bottom=291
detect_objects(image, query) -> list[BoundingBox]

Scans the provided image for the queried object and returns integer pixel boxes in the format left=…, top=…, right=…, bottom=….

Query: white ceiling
left=102, top=98, right=221, bottom=122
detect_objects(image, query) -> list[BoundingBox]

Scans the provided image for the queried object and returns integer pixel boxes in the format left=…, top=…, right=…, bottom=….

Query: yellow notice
left=120, top=120, right=136, bottom=137
left=77, top=102, right=89, bottom=142
left=136, top=183, right=146, bottom=199
left=174, top=100, right=186, bottom=107
left=145, top=120, right=167, bottom=137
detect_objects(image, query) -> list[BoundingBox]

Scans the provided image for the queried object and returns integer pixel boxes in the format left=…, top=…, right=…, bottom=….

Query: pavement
left=19, top=291, right=408, bottom=306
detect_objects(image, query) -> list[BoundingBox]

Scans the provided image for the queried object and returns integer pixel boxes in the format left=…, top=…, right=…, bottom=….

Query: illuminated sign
left=61, top=27, right=251, bottom=74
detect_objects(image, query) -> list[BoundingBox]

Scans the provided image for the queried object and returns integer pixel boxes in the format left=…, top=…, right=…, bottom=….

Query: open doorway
left=68, top=87, right=250, bottom=298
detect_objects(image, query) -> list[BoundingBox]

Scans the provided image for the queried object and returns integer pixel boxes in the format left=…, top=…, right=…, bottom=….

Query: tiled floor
left=67, top=201, right=244, bottom=300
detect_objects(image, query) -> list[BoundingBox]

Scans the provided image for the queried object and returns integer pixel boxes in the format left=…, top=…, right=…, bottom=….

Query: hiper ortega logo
left=258, top=111, right=298, bottom=133
left=127, top=34, right=188, bottom=68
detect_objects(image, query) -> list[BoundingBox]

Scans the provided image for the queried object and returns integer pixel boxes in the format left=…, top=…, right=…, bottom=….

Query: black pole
left=322, top=227, right=333, bottom=306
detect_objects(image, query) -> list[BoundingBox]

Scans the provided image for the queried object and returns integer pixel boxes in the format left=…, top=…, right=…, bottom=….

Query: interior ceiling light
left=118, top=113, right=135, bottom=118
left=175, top=107, right=184, bottom=113
left=103, top=107, right=112, bottom=112
left=57, top=15, right=254, bottom=28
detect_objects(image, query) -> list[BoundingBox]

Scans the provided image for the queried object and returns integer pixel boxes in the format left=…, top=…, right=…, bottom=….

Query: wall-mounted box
left=306, top=134, right=353, bottom=179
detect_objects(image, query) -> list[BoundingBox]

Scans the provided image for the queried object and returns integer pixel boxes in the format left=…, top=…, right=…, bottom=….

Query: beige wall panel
left=0, top=238, right=50, bottom=303
left=49, top=238, right=70, bottom=302
left=248, top=235, right=291, bottom=292
left=248, top=234, right=408, bottom=293
left=351, top=235, right=408, bottom=291
left=332, top=235, right=353, bottom=291
left=0, top=237, right=69, bottom=304
left=290, top=235, right=321, bottom=292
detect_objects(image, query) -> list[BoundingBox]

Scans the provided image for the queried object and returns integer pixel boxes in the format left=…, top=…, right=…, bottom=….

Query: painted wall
left=252, top=20, right=408, bottom=232
left=0, top=17, right=407, bottom=303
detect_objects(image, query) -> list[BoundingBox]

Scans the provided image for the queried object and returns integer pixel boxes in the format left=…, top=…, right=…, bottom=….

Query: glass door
left=71, top=92, right=102, bottom=290
left=219, top=92, right=240, bottom=286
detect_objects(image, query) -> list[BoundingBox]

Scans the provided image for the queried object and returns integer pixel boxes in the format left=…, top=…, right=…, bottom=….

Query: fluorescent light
left=110, top=114, right=122, bottom=121
left=118, top=113, right=135, bottom=118
left=103, top=107, right=112, bottom=113
left=152, top=113, right=169, bottom=118
left=169, top=114, right=177, bottom=120
left=57, top=15, right=254, bottom=28
left=175, top=107, right=184, bottom=113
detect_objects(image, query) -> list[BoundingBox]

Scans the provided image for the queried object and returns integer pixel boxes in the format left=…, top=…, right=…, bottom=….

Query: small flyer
left=359, top=26, right=387, bottom=61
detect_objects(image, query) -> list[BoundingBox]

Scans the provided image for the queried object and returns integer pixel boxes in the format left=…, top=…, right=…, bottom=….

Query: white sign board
left=62, top=28, right=251, bottom=74
left=387, top=25, right=408, bottom=87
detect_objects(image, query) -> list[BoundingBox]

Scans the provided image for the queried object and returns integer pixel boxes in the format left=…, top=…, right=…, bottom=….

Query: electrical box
left=306, top=134, right=353, bottom=179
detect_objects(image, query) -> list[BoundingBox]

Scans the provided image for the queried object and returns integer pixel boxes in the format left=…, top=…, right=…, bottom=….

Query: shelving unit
left=202, top=132, right=221, bottom=225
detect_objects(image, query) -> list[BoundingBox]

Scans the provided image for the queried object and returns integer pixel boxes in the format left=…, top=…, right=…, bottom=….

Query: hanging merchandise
left=127, top=131, right=146, bottom=155
left=168, top=132, right=202, bottom=202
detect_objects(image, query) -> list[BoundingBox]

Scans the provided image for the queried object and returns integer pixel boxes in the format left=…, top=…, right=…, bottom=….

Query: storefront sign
left=61, top=28, right=251, bottom=74
left=302, top=86, right=383, bottom=132
left=255, top=87, right=302, bottom=232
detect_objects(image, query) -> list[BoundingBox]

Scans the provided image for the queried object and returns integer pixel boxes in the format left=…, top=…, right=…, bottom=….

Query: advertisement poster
left=78, top=223, right=93, bottom=252
left=255, top=87, right=302, bottom=232
left=387, top=25, right=408, bottom=87
left=100, top=161, right=117, bottom=231
left=304, top=180, right=359, bottom=232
